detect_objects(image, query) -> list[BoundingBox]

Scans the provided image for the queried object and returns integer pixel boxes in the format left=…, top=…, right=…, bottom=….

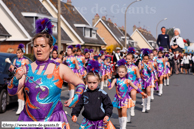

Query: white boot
left=167, top=78, right=169, bottom=86
left=104, top=80, right=108, bottom=87
left=131, top=101, right=136, bottom=116
left=158, top=84, right=162, bottom=96
left=161, top=84, right=163, bottom=95
left=16, top=99, right=24, bottom=115
left=127, top=108, right=131, bottom=122
left=164, top=79, right=167, bottom=86
left=151, top=88, right=154, bottom=100
left=147, top=96, right=151, bottom=111
left=21, top=100, right=25, bottom=111
left=100, top=81, right=104, bottom=90
left=142, top=98, right=147, bottom=113
left=122, top=117, right=127, bottom=129
left=141, top=98, right=144, bottom=105
left=119, top=117, right=122, bottom=129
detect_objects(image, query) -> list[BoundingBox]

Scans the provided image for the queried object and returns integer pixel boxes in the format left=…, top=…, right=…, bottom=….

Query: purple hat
left=75, top=44, right=81, bottom=50
left=128, top=47, right=135, bottom=54
left=117, top=59, right=127, bottom=66
left=68, top=45, right=73, bottom=50
left=87, top=60, right=101, bottom=73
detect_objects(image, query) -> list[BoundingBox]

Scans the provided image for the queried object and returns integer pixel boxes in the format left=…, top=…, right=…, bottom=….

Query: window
left=85, top=28, right=90, bottom=37
left=92, top=30, right=97, bottom=38
left=84, top=28, right=97, bottom=38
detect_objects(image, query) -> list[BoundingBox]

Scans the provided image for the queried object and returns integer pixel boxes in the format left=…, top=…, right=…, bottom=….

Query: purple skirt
left=142, top=77, right=153, bottom=89
left=16, top=110, right=69, bottom=129
left=79, top=118, right=105, bottom=129
left=100, top=68, right=106, bottom=76
left=78, top=66, right=86, bottom=76
left=128, top=80, right=140, bottom=93
left=112, top=94, right=134, bottom=109
left=165, top=68, right=170, bottom=75
left=158, top=68, right=164, bottom=77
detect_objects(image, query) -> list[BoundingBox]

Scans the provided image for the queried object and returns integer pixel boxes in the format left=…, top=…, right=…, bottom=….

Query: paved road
left=1, top=74, right=194, bottom=129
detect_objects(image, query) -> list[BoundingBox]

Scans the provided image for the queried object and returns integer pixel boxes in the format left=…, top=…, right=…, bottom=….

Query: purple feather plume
left=100, top=50, right=104, bottom=55
left=87, top=60, right=101, bottom=73
left=141, top=48, right=145, bottom=52
left=142, top=48, right=150, bottom=55
left=149, top=50, right=153, bottom=53
left=53, top=45, right=58, bottom=51
left=89, top=49, right=94, bottom=53
left=117, top=59, right=126, bottom=66
left=35, top=18, right=53, bottom=35
left=128, top=47, right=135, bottom=54
left=18, top=44, right=25, bottom=49
left=68, top=45, right=73, bottom=50
left=165, top=54, right=169, bottom=57
left=159, top=47, right=164, bottom=52
left=84, top=48, right=89, bottom=53
left=75, top=44, right=81, bottom=50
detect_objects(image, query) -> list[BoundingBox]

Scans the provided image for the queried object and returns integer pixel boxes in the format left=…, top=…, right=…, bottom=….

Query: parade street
left=0, top=74, right=193, bottom=129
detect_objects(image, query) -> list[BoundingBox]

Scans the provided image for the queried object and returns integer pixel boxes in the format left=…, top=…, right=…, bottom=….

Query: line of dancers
left=49, top=44, right=171, bottom=129
left=8, top=18, right=171, bottom=129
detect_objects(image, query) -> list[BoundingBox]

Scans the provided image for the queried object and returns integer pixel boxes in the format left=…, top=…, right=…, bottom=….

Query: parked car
left=0, top=53, right=32, bottom=113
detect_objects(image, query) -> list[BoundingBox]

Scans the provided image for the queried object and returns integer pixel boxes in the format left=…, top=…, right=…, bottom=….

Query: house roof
left=0, top=23, right=11, bottom=37
left=49, top=0, right=106, bottom=46
left=119, top=28, right=133, bottom=40
left=131, top=29, right=154, bottom=49
left=138, top=29, right=156, bottom=42
left=2, top=0, right=72, bottom=42
left=93, top=19, right=124, bottom=47
left=118, top=28, right=142, bottom=49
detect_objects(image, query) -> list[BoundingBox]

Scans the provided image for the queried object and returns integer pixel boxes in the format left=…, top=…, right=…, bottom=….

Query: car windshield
left=0, top=56, right=7, bottom=73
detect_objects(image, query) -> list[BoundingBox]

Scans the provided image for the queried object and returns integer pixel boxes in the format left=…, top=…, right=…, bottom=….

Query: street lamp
left=125, top=0, right=141, bottom=48
left=156, top=18, right=167, bottom=39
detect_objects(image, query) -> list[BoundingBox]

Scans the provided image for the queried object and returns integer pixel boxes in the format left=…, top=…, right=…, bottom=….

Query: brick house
left=0, top=0, right=72, bottom=54
left=131, top=25, right=157, bottom=49
left=93, top=14, right=139, bottom=52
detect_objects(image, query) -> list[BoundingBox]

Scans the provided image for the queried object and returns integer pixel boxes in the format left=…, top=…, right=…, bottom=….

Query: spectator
left=174, top=51, right=181, bottom=74
left=170, top=28, right=185, bottom=53
left=181, top=53, right=191, bottom=74
left=157, top=27, right=170, bottom=51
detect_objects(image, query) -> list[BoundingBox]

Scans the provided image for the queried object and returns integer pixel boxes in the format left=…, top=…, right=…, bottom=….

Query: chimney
left=67, top=0, right=72, bottom=5
left=92, top=14, right=100, bottom=26
left=102, top=16, right=106, bottom=21
left=107, top=18, right=112, bottom=23
left=114, top=23, right=117, bottom=27
left=133, top=25, right=136, bottom=32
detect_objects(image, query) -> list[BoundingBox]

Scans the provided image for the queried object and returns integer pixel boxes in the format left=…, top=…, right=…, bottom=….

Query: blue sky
left=62, top=0, right=193, bottom=42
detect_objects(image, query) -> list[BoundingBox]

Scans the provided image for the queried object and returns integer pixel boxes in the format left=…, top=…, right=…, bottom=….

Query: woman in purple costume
left=98, top=50, right=106, bottom=90
left=140, top=49, right=154, bottom=113
left=149, top=52, right=158, bottom=101
left=51, top=45, right=62, bottom=63
left=156, top=47, right=166, bottom=96
left=75, top=44, right=86, bottom=79
left=108, top=59, right=147, bottom=129
left=63, top=45, right=79, bottom=99
left=126, top=48, right=142, bottom=119
left=7, top=18, right=85, bottom=129
left=11, top=44, right=29, bottom=115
